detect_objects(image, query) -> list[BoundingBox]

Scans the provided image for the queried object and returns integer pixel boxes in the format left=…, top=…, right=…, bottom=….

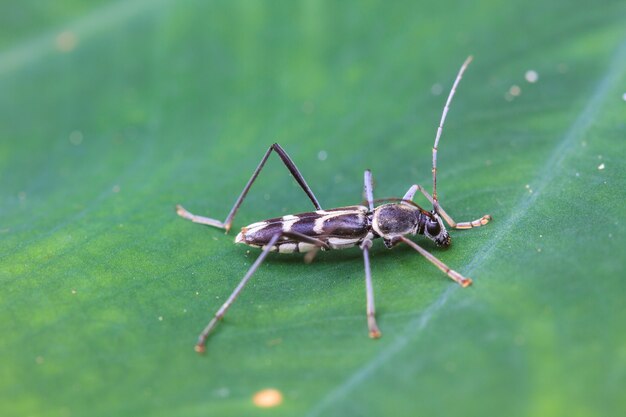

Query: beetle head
left=424, top=211, right=450, bottom=247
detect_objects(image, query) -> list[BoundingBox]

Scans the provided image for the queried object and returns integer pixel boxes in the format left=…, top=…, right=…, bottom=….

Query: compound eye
left=426, top=220, right=441, bottom=236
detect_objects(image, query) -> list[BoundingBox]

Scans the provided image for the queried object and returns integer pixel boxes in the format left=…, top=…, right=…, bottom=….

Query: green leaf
left=2, top=1, right=625, bottom=416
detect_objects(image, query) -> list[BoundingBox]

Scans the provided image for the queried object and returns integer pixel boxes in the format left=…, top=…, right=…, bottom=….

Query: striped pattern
left=235, top=206, right=371, bottom=253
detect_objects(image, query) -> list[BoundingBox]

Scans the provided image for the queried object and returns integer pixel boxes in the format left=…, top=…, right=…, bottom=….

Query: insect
left=177, top=56, right=491, bottom=353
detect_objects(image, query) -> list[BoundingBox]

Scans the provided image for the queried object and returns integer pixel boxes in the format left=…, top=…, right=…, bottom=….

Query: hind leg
left=177, top=143, right=322, bottom=232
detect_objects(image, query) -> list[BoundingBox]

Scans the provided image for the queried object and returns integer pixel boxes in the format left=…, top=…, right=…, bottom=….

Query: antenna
left=431, top=55, right=473, bottom=211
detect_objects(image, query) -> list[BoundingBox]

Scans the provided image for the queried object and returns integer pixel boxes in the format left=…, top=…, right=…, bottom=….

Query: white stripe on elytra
left=315, top=206, right=368, bottom=216
left=328, top=237, right=360, bottom=247
left=282, top=215, right=299, bottom=232
left=313, top=212, right=353, bottom=234
left=246, top=221, right=268, bottom=232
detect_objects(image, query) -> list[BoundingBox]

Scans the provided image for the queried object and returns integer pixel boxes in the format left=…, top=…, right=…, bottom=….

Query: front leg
left=403, top=184, right=491, bottom=230
left=399, top=236, right=472, bottom=287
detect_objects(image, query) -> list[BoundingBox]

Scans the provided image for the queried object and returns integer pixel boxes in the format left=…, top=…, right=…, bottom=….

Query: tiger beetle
left=177, top=56, right=492, bottom=354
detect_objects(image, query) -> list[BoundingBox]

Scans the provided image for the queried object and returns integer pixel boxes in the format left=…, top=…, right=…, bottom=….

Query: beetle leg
left=399, top=236, right=472, bottom=287
left=195, top=234, right=281, bottom=353
left=403, top=184, right=491, bottom=229
left=177, top=143, right=322, bottom=232
left=360, top=238, right=381, bottom=338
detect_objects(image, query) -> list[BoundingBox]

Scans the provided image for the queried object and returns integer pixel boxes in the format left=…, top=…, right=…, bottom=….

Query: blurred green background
left=1, top=1, right=625, bottom=416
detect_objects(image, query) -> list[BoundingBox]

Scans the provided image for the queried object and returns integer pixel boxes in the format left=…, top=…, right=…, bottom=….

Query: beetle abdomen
left=236, top=205, right=371, bottom=252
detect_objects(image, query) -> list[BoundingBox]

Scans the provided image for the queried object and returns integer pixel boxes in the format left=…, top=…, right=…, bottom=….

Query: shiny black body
left=236, top=202, right=447, bottom=253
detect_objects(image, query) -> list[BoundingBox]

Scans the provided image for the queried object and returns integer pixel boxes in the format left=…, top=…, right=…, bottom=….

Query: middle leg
left=361, top=237, right=381, bottom=338
left=363, top=170, right=375, bottom=211
left=361, top=170, right=381, bottom=338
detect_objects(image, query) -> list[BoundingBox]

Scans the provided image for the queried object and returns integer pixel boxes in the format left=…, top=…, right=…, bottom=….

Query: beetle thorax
left=371, top=203, right=421, bottom=239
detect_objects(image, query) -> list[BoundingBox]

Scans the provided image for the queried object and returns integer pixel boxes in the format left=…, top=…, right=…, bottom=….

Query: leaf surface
left=2, top=1, right=625, bottom=416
